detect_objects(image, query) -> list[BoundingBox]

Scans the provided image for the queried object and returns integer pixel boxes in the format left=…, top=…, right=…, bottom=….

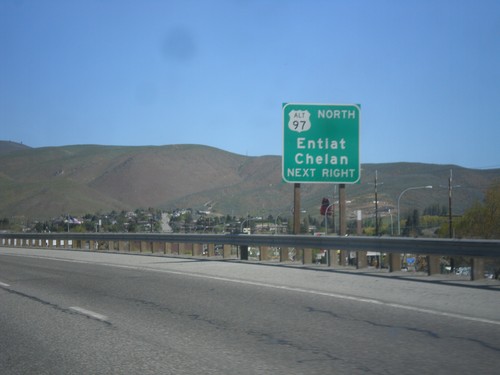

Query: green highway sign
left=282, top=103, right=360, bottom=184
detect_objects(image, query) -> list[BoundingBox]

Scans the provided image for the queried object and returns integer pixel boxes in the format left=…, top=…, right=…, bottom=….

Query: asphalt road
left=1, top=248, right=499, bottom=374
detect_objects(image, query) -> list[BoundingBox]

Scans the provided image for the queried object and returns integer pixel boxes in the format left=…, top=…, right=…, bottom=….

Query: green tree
left=0, top=218, right=9, bottom=230
left=402, top=209, right=420, bottom=237
left=455, top=182, right=500, bottom=239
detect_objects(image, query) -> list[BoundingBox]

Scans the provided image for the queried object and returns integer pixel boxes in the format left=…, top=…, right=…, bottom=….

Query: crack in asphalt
left=305, top=306, right=500, bottom=352
left=121, top=296, right=230, bottom=331
left=245, top=329, right=347, bottom=368
left=450, top=336, right=500, bottom=352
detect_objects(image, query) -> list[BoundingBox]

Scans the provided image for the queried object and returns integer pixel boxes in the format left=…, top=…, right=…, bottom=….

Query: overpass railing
left=1, top=232, right=499, bottom=280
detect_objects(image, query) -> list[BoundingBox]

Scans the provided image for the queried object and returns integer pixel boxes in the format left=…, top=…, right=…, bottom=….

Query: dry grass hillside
left=1, top=141, right=499, bottom=220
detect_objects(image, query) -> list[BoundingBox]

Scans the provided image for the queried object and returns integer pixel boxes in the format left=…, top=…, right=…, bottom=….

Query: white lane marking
left=4, top=252, right=500, bottom=326
left=0, top=281, right=11, bottom=287
left=159, top=271, right=500, bottom=326
left=69, top=306, right=109, bottom=322
left=97, top=264, right=500, bottom=326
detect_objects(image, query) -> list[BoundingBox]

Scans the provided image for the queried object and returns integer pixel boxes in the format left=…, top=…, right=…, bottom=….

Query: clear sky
left=1, top=0, right=499, bottom=169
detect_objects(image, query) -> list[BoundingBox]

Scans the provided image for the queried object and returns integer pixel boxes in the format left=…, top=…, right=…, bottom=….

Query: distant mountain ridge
left=1, top=141, right=499, bottom=220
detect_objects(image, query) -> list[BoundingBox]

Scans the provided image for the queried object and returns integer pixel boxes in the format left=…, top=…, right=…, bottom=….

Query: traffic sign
left=282, top=103, right=360, bottom=183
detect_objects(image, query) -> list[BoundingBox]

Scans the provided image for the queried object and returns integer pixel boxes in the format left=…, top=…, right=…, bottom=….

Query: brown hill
left=0, top=142, right=499, bottom=220
left=0, top=140, right=31, bottom=155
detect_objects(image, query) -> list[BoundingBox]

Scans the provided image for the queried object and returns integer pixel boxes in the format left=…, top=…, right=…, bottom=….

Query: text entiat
left=297, top=137, right=346, bottom=150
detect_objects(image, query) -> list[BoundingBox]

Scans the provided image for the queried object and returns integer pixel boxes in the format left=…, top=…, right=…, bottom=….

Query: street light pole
left=439, top=169, right=461, bottom=238
left=397, top=185, right=433, bottom=236
left=447, top=169, right=461, bottom=238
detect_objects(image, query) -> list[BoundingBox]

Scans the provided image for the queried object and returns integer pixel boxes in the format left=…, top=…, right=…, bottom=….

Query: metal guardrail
left=1, top=232, right=499, bottom=258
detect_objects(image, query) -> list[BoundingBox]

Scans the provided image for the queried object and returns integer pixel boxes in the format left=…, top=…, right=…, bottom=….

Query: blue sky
left=1, top=0, right=499, bottom=169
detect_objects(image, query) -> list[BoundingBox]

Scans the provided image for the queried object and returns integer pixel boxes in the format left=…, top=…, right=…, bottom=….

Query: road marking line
left=0, top=281, right=11, bottom=287
left=69, top=306, right=109, bottom=322
left=97, top=264, right=500, bottom=326
left=4, top=252, right=500, bottom=326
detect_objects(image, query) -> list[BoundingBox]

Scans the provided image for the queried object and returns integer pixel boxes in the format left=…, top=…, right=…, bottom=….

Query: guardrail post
left=193, top=243, right=203, bottom=256
left=222, top=244, right=231, bottom=258
left=153, top=241, right=162, bottom=254
left=208, top=243, right=215, bottom=257
left=178, top=242, right=190, bottom=256
left=156, top=241, right=164, bottom=254
left=427, top=255, right=441, bottom=276
left=164, top=242, right=172, bottom=254
left=356, top=251, right=367, bottom=269
left=240, top=245, right=249, bottom=260
left=260, top=246, right=269, bottom=261
left=389, top=253, right=401, bottom=272
left=303, top=248, right=313, bottom=264
left=471, top=258, right=485, bottom=280
left=340, top=250, right=349, bottom=266
left=279, top=247, right=287, bottom=262
left=326, top=249, right=333, bottom=267
left=172, top=243, right=179, bottom=255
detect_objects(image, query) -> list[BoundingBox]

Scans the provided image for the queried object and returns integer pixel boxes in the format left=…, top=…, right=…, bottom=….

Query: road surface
left=1, top=247, right=499, bottom=374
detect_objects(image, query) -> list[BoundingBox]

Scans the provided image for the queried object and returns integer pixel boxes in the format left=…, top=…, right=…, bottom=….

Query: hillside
left=0, top=140, right=31, bottom=155
left=0, top=142, right=499, bottom=220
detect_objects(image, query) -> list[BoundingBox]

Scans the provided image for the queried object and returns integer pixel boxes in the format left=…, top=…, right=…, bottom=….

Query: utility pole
left=448, top=170, right=453, bottom=238
left=447, top=169, right=460, bottom=273
left=447, top=169, right=461, bottom=238
left=374, top=171, right=379, bottom=236
left=369, top=171, right=383, bottom=236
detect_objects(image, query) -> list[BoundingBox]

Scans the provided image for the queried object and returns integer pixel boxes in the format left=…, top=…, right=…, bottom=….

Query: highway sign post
left=282, top=103, right=360, bottom=184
